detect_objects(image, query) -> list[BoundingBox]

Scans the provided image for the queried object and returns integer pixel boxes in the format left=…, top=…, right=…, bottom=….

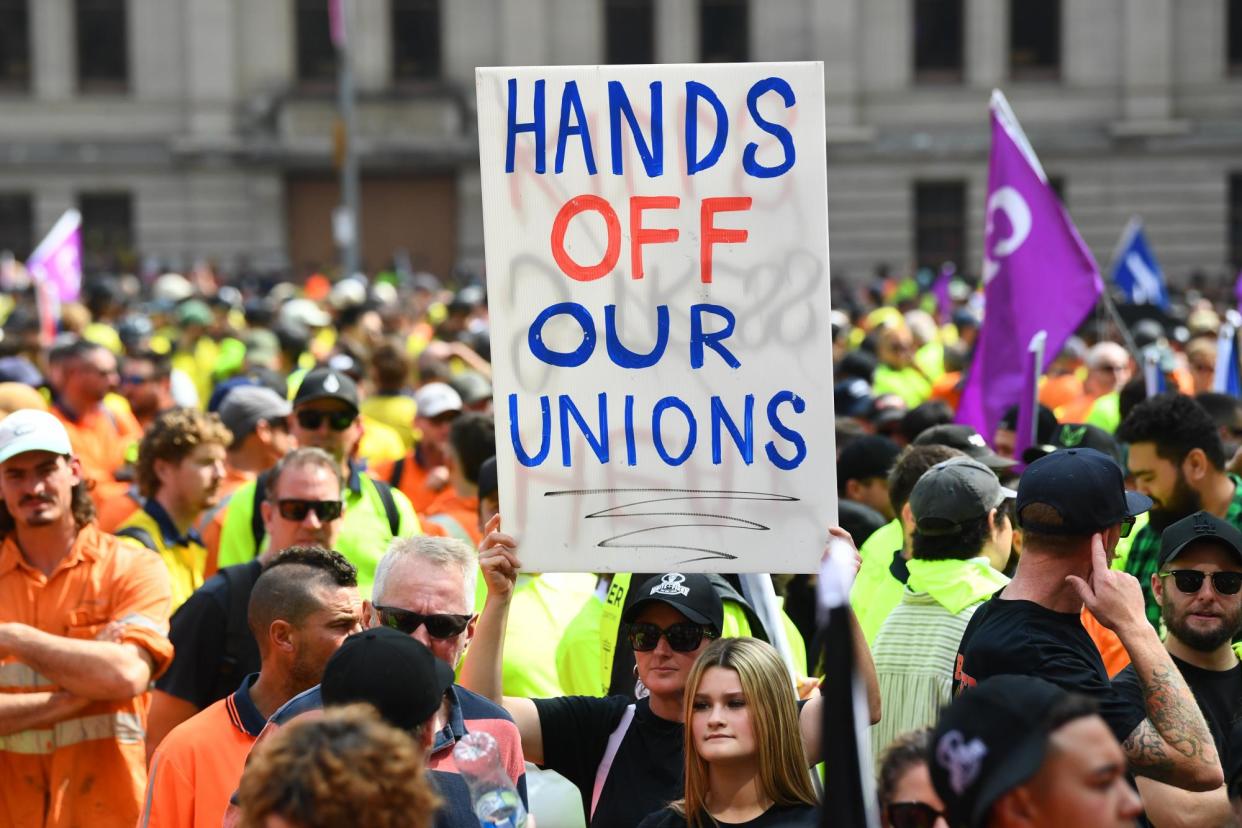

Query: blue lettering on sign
left=528, top=302, right=595, bottom=367
left=506, top=78, right=545, bottom=174
left=765, top=391, right=807, bottom=470
left=711, top=395, right=754, bottom=465
left=652, top=397, right=697, bottom=466
left=555, top=80, right=596, bottom=175
left=742, top=77, right=797, bottom=179
left=686, top=81, right=728, bottom=175
left=690, top=304, right=740, bottom=369
left=604, top=304, right=669, bottom=369
left=608, top=80, right=664, bottom=177
left=559, top=393, right=609, bottom=466
left=510, top=394, right=551, bottom=466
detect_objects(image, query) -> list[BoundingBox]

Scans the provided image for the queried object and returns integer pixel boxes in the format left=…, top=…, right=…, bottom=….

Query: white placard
left=476, top=62, right=835, bottom=573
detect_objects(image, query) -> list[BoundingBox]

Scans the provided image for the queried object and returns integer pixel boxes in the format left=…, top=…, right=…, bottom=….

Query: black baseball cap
left=868, top=394, right=908, bottom=428
left=1158, top=511, right=1242, bottom=568
left=622, top=573, right=724, bottom=634
left=913, top=424, right=1017, bottom=473
left=834, top=378, right=874, bottom=418
left=1021, top=423, right=1123, bottom=467
left=1017, top=448, right=1152, bottom=535
left=321, top=627, right=455, bottom=731
left=909, top=457, right=1015, bottom=536
left=837, top=435, right=901, bottom=487
left=293, top=367, right=360, bottom=412
left=931, top=675, right=1074, bottom=828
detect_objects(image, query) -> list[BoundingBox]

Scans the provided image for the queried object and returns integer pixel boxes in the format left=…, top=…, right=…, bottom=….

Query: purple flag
left=1234, top=269, right=1242, bottom=316
left=26, top=209, right=82, bottom=306
left=329, top=0, right=347, bottom=49
left=932, top=267, right=953, bottom=324
left=957, top=92, right=1103, bottom=441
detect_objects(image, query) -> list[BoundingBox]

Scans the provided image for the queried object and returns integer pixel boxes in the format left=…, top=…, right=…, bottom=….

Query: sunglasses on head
left=295, top=410, right=355, bottom=431
left=887, top=801, right=948, bottom=828
left=375, top=605, right=474, bottom=639
left=1160, top=569, right=1242, bottom=596
left=276, top=499, right=343, bottom=522
left=626, top=621, right=718, bottom=653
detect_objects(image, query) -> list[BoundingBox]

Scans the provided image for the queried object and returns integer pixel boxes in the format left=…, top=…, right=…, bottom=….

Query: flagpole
left=335, top=0, right=361, bottom=279
left=1099, top=290, right=1143, bottom=365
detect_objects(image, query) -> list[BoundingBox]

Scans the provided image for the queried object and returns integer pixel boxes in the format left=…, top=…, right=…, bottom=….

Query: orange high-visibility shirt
left=371, top=449, right=444, bottom=516
left=0, top=525, right=174, bottom=828
left=423, top=489, right=482, bottom=546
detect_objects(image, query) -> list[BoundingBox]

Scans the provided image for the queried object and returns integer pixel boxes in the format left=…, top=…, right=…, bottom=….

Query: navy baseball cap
left=1017, top=448, right=1151, bottom=535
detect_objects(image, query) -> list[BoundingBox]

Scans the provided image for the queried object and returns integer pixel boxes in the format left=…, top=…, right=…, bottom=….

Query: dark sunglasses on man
left=886, top=801, right=948, bottom=828
left=375, top=605, right=474, bottom=639
left=1160, top=569, right=1242, bottom=596
left=295, top=409, right=355, bottom=431
left=626, top=621, right=718, bottom=653
left=276, top=499, right=344, bottom=522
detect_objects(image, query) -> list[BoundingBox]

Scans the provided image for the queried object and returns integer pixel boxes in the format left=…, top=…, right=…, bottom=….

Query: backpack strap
left=250, top=471, right=272, bottom=550
left=217, top=564, right=259, bottom=694
left=115, top=526, right=159, bottom=554
left=388, top=456, right=405, bottom=488
left=590, top=704, right=636, bottom=820
left=370, top=478, right=401, bottom=537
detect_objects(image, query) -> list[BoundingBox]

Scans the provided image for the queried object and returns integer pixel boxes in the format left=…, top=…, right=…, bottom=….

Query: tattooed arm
left=1068, top=535, right=1222, bottom=791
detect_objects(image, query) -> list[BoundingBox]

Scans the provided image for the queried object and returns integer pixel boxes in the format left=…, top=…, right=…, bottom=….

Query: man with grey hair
left=1060, top=341, right=1133, bottom=426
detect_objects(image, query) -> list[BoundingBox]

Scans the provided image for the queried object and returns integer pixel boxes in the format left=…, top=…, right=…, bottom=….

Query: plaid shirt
left=1124, top=474, right=1242, bottom=628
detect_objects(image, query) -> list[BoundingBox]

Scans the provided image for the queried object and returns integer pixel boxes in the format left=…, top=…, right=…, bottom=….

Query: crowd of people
left=1, top=265, right=1242, bottom=827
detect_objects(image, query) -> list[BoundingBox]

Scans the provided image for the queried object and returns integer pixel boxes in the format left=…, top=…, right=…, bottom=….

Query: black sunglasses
left=887, top=801, right=947, bottom=828
left=626, top=621, right=718, bottom=653
left=375, top=605, right=474, bottom=639
left=276, top=499, right=343, bottom=522
left=1119, top=516, right=1136, bottom=539
left=1160, top=569, right=1242, bottom=596
left=296, top=410, right=355, bottom=431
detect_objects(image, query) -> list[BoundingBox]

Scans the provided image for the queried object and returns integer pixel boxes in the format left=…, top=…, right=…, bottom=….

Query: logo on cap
left=936, top=730, right=988, bottom=795
left=1193, top=513, right=1217, bottom=535
left=651, top=573, right=689, bottom=597
left=12, top=424, right=33, bottom=437
left=967, top=434, right=986, bottom=448
left=1059, top=425, right=1086, bottom=447
left=324, top=373, right=341, bottom=393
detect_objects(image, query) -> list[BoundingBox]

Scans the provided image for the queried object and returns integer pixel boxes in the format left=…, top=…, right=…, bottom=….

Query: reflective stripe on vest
left=0, top=663, right=53, bottom=689
left=0, top=711, right=145, bottom=754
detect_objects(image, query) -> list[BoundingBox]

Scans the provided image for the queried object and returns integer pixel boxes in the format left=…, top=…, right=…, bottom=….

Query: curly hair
left=876, top=728, right=931, bottom=809
left=1116, top=392, right=1225, bottom=470
left=238, top=704, right=440, bottom=828
left=134, top=407, right=232, bottom=498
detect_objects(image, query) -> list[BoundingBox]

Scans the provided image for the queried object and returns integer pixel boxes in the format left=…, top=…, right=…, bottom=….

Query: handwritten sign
left=476, top=62, right=835, bottom=573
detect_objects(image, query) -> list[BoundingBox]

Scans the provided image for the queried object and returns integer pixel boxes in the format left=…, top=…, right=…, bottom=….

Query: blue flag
left=1111, top=217, right=1169, bottom=309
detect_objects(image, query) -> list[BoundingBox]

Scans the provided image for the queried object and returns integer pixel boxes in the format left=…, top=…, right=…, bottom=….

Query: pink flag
left=26, top=209, right=83, bottom=306
left=328, top=0, right=347, bottom=49
left=957, top=92, right=1103, bottom=441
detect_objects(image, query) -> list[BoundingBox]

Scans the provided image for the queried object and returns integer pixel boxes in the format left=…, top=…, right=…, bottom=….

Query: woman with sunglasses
left=876, top=729, right=948, bottom=828
left=464, top=523, right=877, bottom=828
left=636, top=637, right=817, bottom=827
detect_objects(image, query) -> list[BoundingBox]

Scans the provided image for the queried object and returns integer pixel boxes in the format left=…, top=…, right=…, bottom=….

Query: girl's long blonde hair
left=676, top=637, right=816, bottom=826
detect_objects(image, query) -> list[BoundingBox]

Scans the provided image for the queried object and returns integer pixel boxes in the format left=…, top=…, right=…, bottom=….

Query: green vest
left=851, top=519, right=907, bottom=645
left=216, top=473, right=420, bottom=598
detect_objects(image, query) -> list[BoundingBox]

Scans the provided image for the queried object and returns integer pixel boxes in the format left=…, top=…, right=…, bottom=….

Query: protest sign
left=476, top=62, right=834, bottom=573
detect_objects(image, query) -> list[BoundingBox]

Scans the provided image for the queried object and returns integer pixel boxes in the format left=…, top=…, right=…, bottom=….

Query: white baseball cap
left=0, top=409, right=73, bottom=465
left=414, top=382, right=463, bottom=419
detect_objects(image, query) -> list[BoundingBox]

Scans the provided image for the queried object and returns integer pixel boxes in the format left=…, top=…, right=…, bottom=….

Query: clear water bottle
left=453, top=731, right=528, bottom=828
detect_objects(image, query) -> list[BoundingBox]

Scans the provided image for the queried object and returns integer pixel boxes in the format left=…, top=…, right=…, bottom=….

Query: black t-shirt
left=155, top=559, right=263, bottom=708
left=1113, top=654, right=1242, bottom=766
left=534, top=695, right=683, bottom=828
left=636, top=803, right=819, bottom=828
left=954, top=593, right=1147, bottom=743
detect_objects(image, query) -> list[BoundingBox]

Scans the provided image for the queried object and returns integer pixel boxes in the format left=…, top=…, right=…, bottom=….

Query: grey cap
left=910, top=456, right=1016, bottom=537
left=218, top=386, right=292, bottom=447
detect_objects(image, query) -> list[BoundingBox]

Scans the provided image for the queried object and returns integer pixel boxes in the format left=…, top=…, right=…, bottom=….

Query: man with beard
left=119, top=350, right=175, bottom=429
left=1112, top=511, right=1242, bottom=826
left=1117, top=393, right=1242, bottom=627
left=117, top=408, right=231, bottom=611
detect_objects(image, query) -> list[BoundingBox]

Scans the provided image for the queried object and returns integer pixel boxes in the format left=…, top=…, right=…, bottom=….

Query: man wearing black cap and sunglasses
left=214, top=367, right=422, bottom=597
left=1111, top=511, right=1242, bottom=826
left=955, top=448, right=1225, bottom=795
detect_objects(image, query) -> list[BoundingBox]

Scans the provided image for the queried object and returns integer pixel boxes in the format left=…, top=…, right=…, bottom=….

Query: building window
left=914, top=182, right=966, bottom=271
left=295, top=0, right=336, bottom=86
left=606, top=0, right=655, bottom=65
left=76, top=0, right=128, bottom=93
left=1230, top=0, right=1242, bottom=75
left=392, top=0, right=440, bottom=82
left=1010, top=0, right=1060, bottom=80
left=0, top=1, right=30, bottom=93
left=0, top=194, right=33, bottom=260
left=913, top=0, right=964, bottom=83
left=1231, top=174, right=1242, bottom=271
left=700, top=0, right=748, bottom=63
left=79, top=192, right=133, bottom=273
